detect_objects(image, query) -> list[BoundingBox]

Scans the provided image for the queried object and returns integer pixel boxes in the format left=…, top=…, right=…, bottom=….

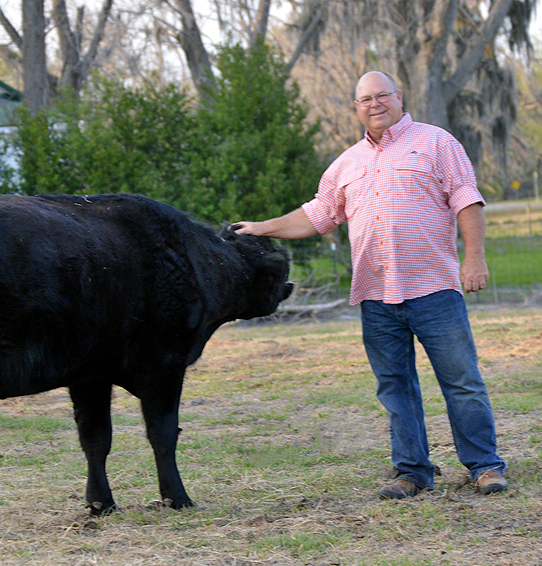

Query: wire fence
left=284, top=201, right=542, bottom=308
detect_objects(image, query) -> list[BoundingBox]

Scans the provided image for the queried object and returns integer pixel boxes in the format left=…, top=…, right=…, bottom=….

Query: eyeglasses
left=355, top=90, right=398, bottom=107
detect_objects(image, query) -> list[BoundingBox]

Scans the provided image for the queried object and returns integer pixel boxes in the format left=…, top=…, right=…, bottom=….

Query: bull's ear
left=260, top=249, right=290, bottom=272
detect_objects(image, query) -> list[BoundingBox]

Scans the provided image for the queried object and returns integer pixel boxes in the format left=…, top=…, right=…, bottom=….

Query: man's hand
left=231, top=221, right=266, bottom=236
left=460, top=254, right=489, bottom=293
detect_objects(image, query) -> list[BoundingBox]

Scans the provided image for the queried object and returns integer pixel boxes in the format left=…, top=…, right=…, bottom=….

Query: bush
left=0, top=80, right=195, bottom=199
left=186, top=40, right=322, bottom=224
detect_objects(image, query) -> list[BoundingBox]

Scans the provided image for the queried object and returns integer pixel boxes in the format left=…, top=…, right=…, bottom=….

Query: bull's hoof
left=148, top=498, right=196, bottom=510
left=169, top=497, right=197, bottom=509
left=87, top=501, right=118, bottom=517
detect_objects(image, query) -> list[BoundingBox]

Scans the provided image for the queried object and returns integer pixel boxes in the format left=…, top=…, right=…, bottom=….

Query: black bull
left=0, top=194, right=293, bottom=514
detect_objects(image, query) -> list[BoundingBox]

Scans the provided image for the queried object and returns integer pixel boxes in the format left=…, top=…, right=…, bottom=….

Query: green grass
left=0, top=413, right=72, bottom=431
left=484, top=236, right=542, bottom=287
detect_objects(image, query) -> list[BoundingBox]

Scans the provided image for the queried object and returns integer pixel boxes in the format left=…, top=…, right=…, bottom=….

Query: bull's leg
left=139, top=383, right=195, bottom=509
left=69, top=381, right=116, bottom=515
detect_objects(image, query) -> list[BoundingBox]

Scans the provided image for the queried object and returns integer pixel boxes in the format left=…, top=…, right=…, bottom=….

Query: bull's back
left=0, top=195, right=148, bottom=398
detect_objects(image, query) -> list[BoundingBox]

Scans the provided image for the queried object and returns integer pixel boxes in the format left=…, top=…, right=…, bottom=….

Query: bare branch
left=52, top=0, right=76, bottom=67
left=443, top=0, right=514, bottom=103
left=0, top=6, right=23, bottom=50
left=285, top=0, right=329, bottom=75
left=212, top=0, right=226, bottom=32
left=79, top=0, right=114, bottom=86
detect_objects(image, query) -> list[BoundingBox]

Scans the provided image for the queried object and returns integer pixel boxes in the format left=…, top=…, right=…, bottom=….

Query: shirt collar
left=364, top=113, right=413, bottom=146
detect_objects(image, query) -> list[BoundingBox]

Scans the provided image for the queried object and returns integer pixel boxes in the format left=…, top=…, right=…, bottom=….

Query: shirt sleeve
left=302, top=198, right=338, bottom=234
left=438, top=134, right=486, bottom=215
left=301, top=156, right=354, bottom=234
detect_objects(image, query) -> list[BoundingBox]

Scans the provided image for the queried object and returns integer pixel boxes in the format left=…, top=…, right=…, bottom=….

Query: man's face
left=355, top=73, right=403, bottom=142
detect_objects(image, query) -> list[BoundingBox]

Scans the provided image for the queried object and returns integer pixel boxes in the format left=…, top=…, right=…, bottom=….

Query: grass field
left=1, top=305, right=542, bottom=565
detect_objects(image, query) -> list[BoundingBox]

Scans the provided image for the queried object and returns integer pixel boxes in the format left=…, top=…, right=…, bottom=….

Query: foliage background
left=0, top=41, right=323, bottom=227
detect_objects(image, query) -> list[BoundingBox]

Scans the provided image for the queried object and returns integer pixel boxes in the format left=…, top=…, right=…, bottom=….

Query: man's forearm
left=457, top=202, right=486, bottom=257
left=457, top=202, right=489, bottom=293
left=234, top=207, right=318, bottom=239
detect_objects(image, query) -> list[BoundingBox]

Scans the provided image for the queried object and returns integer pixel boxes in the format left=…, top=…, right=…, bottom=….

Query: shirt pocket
left=392, top=155, right=434, bottom=200
left=342, top=165, right=368, bottom=219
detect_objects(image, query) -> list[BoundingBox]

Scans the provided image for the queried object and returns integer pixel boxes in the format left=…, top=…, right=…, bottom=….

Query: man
left=233, top=71, right=507, bottom=499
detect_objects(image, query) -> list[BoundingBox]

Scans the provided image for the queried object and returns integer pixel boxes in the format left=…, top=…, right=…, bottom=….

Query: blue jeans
left=361, top=290, right=505, bottom=489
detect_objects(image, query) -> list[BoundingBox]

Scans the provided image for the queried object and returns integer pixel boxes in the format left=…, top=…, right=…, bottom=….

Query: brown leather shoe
left=476, top=470, right=508, bottom=495
left=379, top=478, right=422, bottom=500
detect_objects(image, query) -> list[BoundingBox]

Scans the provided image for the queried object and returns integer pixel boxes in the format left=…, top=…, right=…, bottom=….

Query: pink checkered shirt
left=302, top=113, right=485, bottom=305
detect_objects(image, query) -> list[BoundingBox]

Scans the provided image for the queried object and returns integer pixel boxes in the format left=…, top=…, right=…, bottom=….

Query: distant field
left=485, top=201, right=542, bottom=239
left=469, top=200, right=542, bottom=302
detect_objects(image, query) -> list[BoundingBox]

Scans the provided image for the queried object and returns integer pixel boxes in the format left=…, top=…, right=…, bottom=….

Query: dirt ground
left=0, top=304, right=542, bottom=565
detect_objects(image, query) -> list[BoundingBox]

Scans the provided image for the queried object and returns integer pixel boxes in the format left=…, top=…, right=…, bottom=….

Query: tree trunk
left=254, top=0, right=272, bottom=41
left=22, top=0, right=48, bottom=114
left=395, top=0, right=458, bottom=128
left=173, top=0, right=214, bottom=98
left=443, top=0, right=516, bottom=102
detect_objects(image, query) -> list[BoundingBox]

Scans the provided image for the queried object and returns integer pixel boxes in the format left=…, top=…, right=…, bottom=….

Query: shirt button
left=377, top=169, right=380, bottom=173
left=376, top=215, right=380, bottom=220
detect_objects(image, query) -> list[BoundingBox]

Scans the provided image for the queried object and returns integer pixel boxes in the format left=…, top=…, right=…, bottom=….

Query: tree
left=0, top=0, right=114, bottom=112
left=179, top=40, right=323, bottom=223
left=276, top=0, right=538, bottom=197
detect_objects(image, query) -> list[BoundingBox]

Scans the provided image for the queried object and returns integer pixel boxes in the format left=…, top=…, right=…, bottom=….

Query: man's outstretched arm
left=233, top=207, right=318, bottom=239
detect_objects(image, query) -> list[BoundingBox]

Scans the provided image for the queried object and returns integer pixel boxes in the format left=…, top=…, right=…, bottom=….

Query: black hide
left=0, top=193, right=292, bottom=513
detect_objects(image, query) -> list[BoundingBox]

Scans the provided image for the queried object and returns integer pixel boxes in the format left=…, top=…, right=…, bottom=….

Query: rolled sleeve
left=302, top=198, right=338, bottom=235
left=448, top=189, right=486, bottom=216
left=439, top=136, right=486, bottom=216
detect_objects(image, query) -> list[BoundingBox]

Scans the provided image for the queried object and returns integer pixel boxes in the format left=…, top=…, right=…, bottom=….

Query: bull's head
left=220, top=226, right=293, bottom=318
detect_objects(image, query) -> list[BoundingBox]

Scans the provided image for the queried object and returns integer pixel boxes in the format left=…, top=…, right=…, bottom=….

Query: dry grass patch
left=1, top=305, right=542, bottom=565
